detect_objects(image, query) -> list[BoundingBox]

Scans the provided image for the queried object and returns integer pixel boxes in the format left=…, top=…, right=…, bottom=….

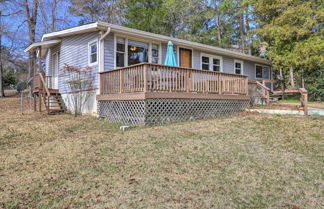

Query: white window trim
left=255, top=64, right=270, bottom=80
left=114, top=33, right=162, bottom=68
left=88, top=39, right=98, bottom=66
left=234, top=59, right=244, bottom=75
left=150, top=42, right=161, bottom=64
left=200, top=53, right=223, bottom=72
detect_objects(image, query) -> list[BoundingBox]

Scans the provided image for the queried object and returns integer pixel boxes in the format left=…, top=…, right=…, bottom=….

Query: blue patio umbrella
left=164, top=41, right=177, bottom=66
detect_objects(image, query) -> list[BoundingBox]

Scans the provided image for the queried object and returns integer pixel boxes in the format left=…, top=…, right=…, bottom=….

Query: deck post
left=186, top=70, right=191, bottom=93
left=246, top=78, right=248, bottom=95
left=38, top=47, right=42, bottom=74
left=218, top=74, right=222, bottom=94
left=299, top=88, right=308, bottom=116
left=303, top=92, right=308, bottom=116
left=39, top=93, right=42, bottom=112
left=143, top=64, right=148, bottom=92
left=33, top=94, right=37, bottom=111
left=119, top=70, right=123, bottom=93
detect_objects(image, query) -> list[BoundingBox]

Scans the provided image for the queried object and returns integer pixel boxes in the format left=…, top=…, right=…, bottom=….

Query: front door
left=179, top=48, right=192, bottom=68
left=52, top=53, right=59, bottom=89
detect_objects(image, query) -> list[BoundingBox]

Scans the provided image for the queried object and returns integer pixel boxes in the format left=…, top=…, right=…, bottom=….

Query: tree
left=63, top=64, right=96, bottom=116
left=250, top=0, right=324, bottom=88
left=68, top=0, right=124, bottom=24
left=23, top=0, right=38, bottom=79
left=0, top=10, right=3, bottom=97
left=123, top=0, right=170, bottom=35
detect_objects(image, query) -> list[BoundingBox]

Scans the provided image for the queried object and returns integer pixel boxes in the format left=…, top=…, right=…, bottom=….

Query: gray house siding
left=47, top=31, right=271, bottom=94
left=45, top=45, right=60, bottom=77
left=58, top=32, right=100, bottom=94
left=45, top=48, right=51, bottom=75
left=104, top=32, right=115, bottom=71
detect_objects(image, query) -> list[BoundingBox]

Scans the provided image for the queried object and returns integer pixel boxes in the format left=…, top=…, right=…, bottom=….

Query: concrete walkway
left=246, top=107, right=324, bottom=117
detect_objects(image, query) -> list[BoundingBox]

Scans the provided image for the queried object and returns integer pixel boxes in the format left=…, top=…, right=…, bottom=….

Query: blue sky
left=1, top=0, right=82, bottom=57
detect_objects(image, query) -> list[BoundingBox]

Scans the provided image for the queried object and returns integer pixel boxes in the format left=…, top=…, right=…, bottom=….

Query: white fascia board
left=24, top=39, right=61, bottom=52
left=41, top=22, right=100, bottom=41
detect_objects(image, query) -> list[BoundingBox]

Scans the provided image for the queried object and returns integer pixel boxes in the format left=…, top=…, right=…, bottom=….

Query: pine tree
left=250, top=0, right=324, bottom=85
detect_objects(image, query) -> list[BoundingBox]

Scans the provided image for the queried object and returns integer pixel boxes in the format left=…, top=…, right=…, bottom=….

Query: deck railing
left=100, top=63, right=248, bottom=95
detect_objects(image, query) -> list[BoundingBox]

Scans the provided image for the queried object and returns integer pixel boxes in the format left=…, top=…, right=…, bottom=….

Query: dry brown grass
left=0, top=95, right=323, bottom=208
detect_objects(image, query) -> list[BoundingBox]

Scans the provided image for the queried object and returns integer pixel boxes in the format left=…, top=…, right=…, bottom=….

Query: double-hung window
left=88, top=40, right=98, bottom=65
left=234, top=60, right=243, bottom=75
left=151, top=44, right=159, bottom=64
left=116, top=38, right=125, bottom=67
left=255, top=65, right=270, bottom=79
left=201, top=54, right=222, bottom=72
left=202, top=56, right=210, bottom=70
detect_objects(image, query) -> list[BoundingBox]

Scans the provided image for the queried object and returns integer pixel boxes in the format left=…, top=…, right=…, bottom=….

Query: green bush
left=304, top=68, right=324, bottom=101
left=3, top=66, right=17, bottom=89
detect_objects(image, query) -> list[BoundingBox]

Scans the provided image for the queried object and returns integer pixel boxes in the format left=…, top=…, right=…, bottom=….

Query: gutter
left=99, top=26, right=111, bottom=42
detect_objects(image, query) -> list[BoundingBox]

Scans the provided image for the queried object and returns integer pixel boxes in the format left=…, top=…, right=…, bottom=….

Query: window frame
left=234, top=59, right=244, bottom=75
left=151, top=43, right=160, bottom=64
left=114, top=34, right=162, bottom=68
left=116, top=37, right=126, bottom=68
left=88, top=39, right=98, bottom=66
left=127, top=39, right=150, bottom=66
left=255, top=64, right=270, bottom=80
left=200, top=53, right=223, bottom=72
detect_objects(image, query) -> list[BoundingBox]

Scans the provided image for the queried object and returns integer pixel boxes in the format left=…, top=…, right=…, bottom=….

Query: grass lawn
left=0, top=95, right=323, bottom=208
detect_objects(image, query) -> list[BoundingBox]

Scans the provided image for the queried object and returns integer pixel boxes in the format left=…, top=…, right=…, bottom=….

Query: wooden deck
left=98, top=63, right=249, bottom=101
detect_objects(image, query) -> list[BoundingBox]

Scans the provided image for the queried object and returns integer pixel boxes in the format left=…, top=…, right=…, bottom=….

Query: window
left=255, top=65, right=270, bottom=79
left=88, top=40, right=98, bottom=65
left=201, top=54, right=222, bottom=71
left=128, top=40, right=148, bottom=65
left=116, top=37, right=151, bottom=67
left=151, top=44, right=159, bottom=64
left=234, top=60, right=243, bottom=74
left=213, top=58, right=221, bottom=72
left=116, top=38, right=125, bottom=67
left=202, top=56, right=210, bottom=70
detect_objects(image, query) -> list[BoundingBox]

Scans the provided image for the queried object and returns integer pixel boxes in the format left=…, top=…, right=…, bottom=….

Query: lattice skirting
left=98, top=99, right=250, bottom=126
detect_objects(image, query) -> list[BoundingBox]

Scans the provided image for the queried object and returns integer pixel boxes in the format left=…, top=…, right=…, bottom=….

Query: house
left=25, top=21, right=272, bottom=125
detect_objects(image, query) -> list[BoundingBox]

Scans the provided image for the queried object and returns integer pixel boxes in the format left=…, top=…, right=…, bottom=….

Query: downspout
left=95, top=27, right=111, bottom=114
left=99, top=27, right=111, bottom=73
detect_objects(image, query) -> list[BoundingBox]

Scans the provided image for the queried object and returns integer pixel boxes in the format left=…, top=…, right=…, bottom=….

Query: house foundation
left=98, top=98, right=249, bottom=126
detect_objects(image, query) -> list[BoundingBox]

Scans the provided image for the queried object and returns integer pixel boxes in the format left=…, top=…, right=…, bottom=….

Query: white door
left=52, top=53, right=59, bottom=89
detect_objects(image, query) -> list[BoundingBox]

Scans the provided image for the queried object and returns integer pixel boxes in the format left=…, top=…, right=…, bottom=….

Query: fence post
left=299, top=88, right=308, bottom=116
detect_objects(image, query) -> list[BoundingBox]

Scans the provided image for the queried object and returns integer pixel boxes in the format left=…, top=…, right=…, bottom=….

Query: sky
left=1, top=0, right=82, bottom=58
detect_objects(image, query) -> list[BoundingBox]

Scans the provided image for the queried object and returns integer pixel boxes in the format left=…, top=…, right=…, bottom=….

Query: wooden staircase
left=33, top=73, right=66, bottom=114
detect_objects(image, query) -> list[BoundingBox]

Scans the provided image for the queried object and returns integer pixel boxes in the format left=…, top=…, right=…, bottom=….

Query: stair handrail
left=38, top=73, right=51, bottom=97
left=256, top=81, right=270, bottom=104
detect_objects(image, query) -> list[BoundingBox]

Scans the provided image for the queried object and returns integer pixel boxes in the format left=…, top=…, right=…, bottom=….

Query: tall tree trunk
left=0, top=11, right=4, bottom=97
left=239, top=12, right=245, bottom=53
left=245, top=7, right=251, bottom=55
left=51, top=0, right=57, bottom=32
left=289, top=66, right=295, bottom=88
left=213, top=0, right=222, bottom=45
left=24, top=0, right=38, bottom=79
